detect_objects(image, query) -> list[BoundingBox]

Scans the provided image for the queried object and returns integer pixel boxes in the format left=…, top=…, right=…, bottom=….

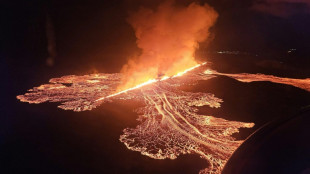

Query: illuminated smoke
left=118, top=1, right=218, bottom=91
left=15, top=2, right=310, bottom=173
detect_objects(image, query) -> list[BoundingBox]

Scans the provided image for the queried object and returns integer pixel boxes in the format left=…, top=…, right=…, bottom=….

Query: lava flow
left=206, top=70, right=310, bottom=92
left=96, top=63, right=205, bottom=101
left=16, top=63, right=310, bottom=173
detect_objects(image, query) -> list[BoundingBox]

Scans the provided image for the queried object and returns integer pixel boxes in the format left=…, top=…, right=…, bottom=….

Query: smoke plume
left=118, top=1, right=218, bottom=91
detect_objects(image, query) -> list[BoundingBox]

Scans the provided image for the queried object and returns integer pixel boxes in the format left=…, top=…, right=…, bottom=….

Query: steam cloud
left=118, top=1, right=218, bottom=91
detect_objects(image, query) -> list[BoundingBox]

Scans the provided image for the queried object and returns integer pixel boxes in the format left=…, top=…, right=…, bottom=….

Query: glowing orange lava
left=17, top=65, right=310, bottom=173
left=205, top=70, right=310, bottom=92
left=96, top=62, right=206, bottom=101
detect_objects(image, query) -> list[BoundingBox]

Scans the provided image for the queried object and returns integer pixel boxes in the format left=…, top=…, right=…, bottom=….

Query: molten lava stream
left=96, top=63, right=206, bottom=101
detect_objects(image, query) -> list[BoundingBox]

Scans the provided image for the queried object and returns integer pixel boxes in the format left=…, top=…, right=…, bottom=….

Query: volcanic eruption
left=118, top=1, right=218, bottom=92
left=16, top=1, right=310, bottom=174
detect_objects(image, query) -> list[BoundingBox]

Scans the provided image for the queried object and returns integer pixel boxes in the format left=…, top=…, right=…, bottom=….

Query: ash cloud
left=118, top=1, right=218, bottom=91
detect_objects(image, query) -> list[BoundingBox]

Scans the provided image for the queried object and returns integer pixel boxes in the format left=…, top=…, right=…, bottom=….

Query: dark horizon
left=2, top=0, right=310, bottom=73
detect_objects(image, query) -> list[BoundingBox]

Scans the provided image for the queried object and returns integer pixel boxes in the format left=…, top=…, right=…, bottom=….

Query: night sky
left=1, top=0, right=310, bottom=174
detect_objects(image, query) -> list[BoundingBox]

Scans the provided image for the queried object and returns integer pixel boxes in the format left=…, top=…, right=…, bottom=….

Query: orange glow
left=207, top=71, right=310, bottom=92
left=96, top=62, right=206, bottom=101
left=104, top=79, right=157, bottom=99
left=14, top=1, right=310, bottom=173
left=17, top=67, right=310, bottom=173
left=172, top=62, right=206, bottom=78
left=117, top=1, right=218, bottom=92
